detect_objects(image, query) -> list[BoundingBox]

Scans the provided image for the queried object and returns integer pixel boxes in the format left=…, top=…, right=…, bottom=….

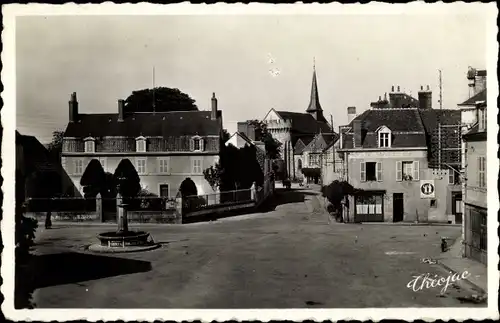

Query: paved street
left=30, top=189, right=483, bottom=308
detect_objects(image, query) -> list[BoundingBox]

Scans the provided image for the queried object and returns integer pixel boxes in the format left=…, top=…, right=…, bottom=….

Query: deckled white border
left=1, top=2, right=499, bottom=322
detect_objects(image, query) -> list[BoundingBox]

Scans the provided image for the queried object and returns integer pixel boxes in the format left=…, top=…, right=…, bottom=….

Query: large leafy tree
left=47, top=130, right=64, bottom=162
left=80, top=159, right=107, bottom=198
left=113, top=159, right=141, bottom=198
left=247, top=120, right=282, bottom=159
left=125, top=87, right=198, bottom=113
left=321, top=180, right=363, bottom=220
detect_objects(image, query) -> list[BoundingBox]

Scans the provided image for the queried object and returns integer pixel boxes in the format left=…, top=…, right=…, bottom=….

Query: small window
left=84, top=140, right=95, bottom=153
left=75, top=159, right=84, bottom=175
left=366, top=162, right=377, bottom=181
left=448, top=169, right=461, bottom=185
left=158, top=158, right=169, bottom=174
left=192, top=158, right=202, bottom=174
left=430, top=199, right=437, bottom=208
left=136, top=158, right=147, bottom=174
left=190, top=137, right=204, bottom=151
left=379, top=132, right=390, bottom=148
left=478, top=156, right=486, bottom=188
left=298, top=159, right=303, bottom=170
left=479, top=108, right=487, bottom=131
left=402, top=161, right=413, bottom=181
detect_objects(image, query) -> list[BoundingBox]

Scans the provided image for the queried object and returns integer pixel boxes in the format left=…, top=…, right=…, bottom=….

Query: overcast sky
left=16, top=14, right=487, bottom=143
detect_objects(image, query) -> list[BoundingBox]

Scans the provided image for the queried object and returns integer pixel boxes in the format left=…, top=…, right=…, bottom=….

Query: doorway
left=452, top=193, right=463, bottom=224
left=393, top=193, right=404, bottom=222
left=159, top=184, right=170, bottom=198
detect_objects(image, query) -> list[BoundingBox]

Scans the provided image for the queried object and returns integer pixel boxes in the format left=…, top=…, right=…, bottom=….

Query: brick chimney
left=347, top=106, right=357, bottom=124
left=118, top=99, right=125, bottom=122
left=353, top=119, right=362, bottom=148
left=69, top=92, right=78, bottom=122
left=211, top=92, right=218, bottom=120
left=418, top=85, right=432, bottom=110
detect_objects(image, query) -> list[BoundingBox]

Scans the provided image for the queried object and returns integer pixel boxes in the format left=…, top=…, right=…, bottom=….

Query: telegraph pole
left=438, top=69, right=443, bottom=110
left=330, top=114, right=335, bottom=172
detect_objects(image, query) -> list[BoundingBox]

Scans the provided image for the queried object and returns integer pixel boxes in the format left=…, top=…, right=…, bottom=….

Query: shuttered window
left=376, top=162, right=382, bottom=181
left=360, top=162, right=366, bottom=182
left=396, top=161, right=402, bottom=181
left=413, top=161, right=419, bottom=181
left=478, top=156, right=486, bottom=188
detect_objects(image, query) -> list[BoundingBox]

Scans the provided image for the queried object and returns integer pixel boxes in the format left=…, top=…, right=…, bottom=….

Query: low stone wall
left=26, top=210, right=181, bottom=224
left=26, top=212, right=99, bottom=222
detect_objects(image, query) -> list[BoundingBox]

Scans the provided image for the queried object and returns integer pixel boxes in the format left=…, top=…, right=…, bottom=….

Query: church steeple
left=306, top=58, right=325, bottom=121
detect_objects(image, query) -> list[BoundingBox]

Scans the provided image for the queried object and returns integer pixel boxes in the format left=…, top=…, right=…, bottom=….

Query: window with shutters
left=158, top=157, right=170, bottom=174
left=191, top=136, right=204, bottom=152
left=397, top=161, right=419, bottom=181
left=448, top=169, right=461, bottom=185
left=478, top=108, right=487, bottom=131
left=136, top=158, right=147, bottom=174
left=74, top=159, right=84, bottom=175
left=478, top=156, right=486, bottom=188
left=192, top=158, right=202, bottom=174
left=361, top=162, right=378, bottom=182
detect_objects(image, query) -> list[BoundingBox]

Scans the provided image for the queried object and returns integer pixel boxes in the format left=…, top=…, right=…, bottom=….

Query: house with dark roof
left=459, top=68, right=487, bottom=265
left=260, top=64, right=335, bottom=180
left=294, top=133, right=338, bottom=184
left=16, top=131, right=79, bottom=199
left=336, top=85, right=461, bottom=223
left=225, top=131, right=271, bottom=176
left=61, top=92, right=223, bottom=198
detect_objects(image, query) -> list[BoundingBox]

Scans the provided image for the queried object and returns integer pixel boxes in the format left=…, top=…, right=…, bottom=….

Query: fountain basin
left=88, top=230, right=160, bottom=253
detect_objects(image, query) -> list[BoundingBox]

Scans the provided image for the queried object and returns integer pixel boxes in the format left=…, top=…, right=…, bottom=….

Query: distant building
left=61, top=92, right=223, bottom=198
left=337, top=85, right=461, bottom=223
left=260, top=65, right=335, bottom=179
left=294, top=133, right=338, bottom=184
left=459, top=68, right=487, bottom=265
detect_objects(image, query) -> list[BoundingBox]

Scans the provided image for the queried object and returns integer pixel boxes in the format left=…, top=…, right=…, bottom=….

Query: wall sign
left=420, top=180, right=435, bottom=199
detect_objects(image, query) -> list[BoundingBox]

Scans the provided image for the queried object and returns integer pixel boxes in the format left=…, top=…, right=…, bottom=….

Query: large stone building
left=61, top=92, right=223, bottom=198
left=336, top=85, right=462, bottom=223
left=458, top=67, right=487, bottom=264
left=260, top=65, right=334, bottom=179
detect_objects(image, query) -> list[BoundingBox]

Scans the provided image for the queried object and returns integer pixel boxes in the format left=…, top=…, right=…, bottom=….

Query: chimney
left=211, top=92, right=218, bottom=120
left=397, top=85, right=400, bottom=92
left=118, top=99, right=125, bottom=122
left=391, top=85, right=395, bottom=92
left=69, top=92, right=78, bottom=122
left=418, top=86, right=432, bottom=110
left=347, top=106, right=357, bottom=124
left=420, top=85, right=423, bottom=91
left=353, top=119, right=362, bottom=148
left=383, top=92, right=387, bottom=101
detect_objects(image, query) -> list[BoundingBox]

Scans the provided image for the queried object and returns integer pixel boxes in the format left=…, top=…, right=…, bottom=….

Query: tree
left=247, top=120, right=281, bottom=159
left=221, top=129, right=231, bottom=143
left=125, top=87, right=198, bottom=113
left=47, top=130, right=64, bottom=162
left=203, top=163, right=223, bottom=192
left=113, top=159, right=141, bottom=199
left=80, top=159, right=107, bottom=198
left=321, top=180, right=363, bottom=221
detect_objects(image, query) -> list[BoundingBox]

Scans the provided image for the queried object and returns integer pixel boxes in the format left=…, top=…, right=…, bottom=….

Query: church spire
left=306, top=58, right=324, bottom=121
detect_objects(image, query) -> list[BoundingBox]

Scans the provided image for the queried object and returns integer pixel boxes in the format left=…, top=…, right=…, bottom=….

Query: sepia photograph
left=1, top=3, right=498, bottom=322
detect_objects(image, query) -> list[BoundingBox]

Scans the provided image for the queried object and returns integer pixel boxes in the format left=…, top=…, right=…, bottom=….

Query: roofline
left=337, top=147, right=427, bottom=152
left=62, top=151, right=220, bottom=157
left=262, top=108, right=281, bottom=123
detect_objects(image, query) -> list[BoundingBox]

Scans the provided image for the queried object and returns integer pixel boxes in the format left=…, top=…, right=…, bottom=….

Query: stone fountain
left=88, top=193, right=160, bottom=253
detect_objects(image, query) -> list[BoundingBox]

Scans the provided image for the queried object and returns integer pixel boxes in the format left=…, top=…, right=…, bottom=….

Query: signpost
left=420, top=180, right=435, bottom=199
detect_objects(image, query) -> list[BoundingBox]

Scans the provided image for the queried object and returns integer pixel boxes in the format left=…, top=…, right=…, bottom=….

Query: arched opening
left=179, top=177, right=198, bottom=198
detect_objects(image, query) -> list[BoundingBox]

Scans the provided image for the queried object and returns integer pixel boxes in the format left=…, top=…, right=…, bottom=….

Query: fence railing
left=183, top=188, right=253, bottom=212
left=24, top=197, right=97, bottom=213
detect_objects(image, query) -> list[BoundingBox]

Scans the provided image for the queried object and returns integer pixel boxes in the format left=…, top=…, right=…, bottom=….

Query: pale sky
left=16, top=14, right=487, bottom=143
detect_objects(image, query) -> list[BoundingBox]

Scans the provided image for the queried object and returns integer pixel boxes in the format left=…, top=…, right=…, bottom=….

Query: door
left=452, top=193, right=463, bottom=224
left=393, top=193, right=404, bottom=222
left=159, top=184, right=169, bottom=198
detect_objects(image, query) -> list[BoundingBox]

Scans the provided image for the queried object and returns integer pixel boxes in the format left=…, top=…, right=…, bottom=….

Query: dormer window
left=84, top=137, right=95, bottom=153
left=136, top=136, right=146, bottom=152
left=376, top=126, right=392, bottom=148
left=190, top=136, right=204, bottom=152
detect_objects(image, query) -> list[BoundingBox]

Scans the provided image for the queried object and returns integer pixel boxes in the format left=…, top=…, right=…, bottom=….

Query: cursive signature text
left=407, top=271, right=471, bottom=294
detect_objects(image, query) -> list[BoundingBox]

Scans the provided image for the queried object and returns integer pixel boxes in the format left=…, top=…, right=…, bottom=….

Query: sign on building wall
left=420, top=180, right=435, bottom=199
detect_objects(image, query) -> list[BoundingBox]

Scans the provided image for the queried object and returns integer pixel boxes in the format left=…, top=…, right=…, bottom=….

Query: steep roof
left=303, top=132, right=339, bottom=153
left=306, top=67, right=323, bottom=113
left=458, top=89, right=486, bottom=106
left=16, top=132, right=59, bottom=173
left=275, top=111, right=332, bottom=135
left=341, top=109, right=427, bottom=149
left=64, top=111, right=222, bottom=138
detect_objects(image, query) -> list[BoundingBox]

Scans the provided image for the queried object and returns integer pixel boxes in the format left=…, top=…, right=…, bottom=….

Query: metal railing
left=183, top=188, right=253, bottom=212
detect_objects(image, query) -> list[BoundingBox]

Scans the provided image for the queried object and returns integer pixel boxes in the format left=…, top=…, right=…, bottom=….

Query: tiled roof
left=275, top=111, right=332, bottom=134
left=458, top=89, right=486, bottom=106
left=16, top=132, right=59, bottom=173
left=303, top=132, right=339, bottom=153
left=341, top=109, right=427, bottom=149
left=63, top=111, right=222, bottom=138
